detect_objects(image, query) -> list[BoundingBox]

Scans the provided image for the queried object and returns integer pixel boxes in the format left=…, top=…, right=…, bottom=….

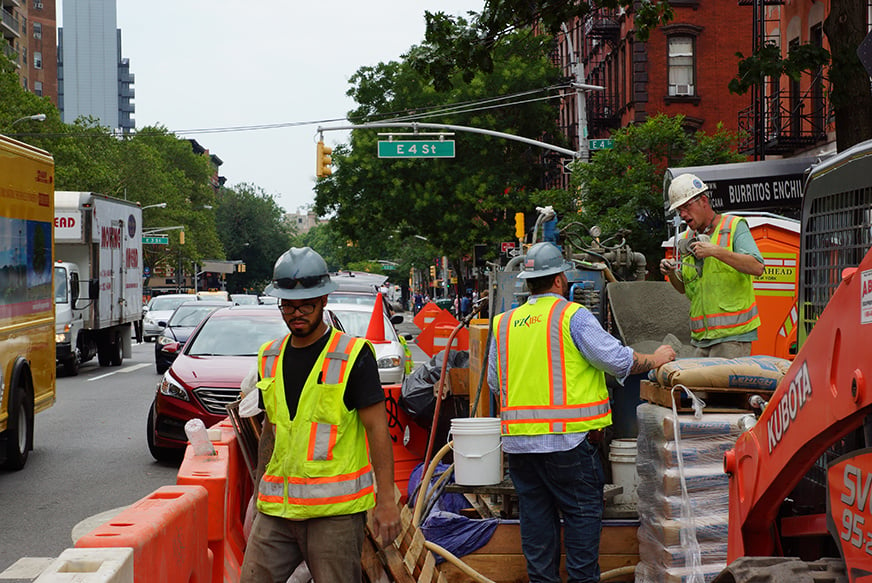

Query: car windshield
left=168, top=305, right=219, bottom=327
left=187, top=315, right=289, bottom=357
left=330, top=309, right=398, bottom=341
left=328, top=293, right=377, bottom=306
left=232, top=295, right=259, bottom=305
left=150, top=296, right=194, bottom=311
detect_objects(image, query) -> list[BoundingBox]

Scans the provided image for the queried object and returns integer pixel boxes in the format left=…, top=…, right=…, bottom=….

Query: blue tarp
left=407, top=462, right=500, bottom=563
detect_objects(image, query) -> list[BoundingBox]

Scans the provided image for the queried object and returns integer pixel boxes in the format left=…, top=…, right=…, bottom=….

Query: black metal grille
left=801, top=186, right=872, bottom=337
left=193, top=386, right=242, bottom=416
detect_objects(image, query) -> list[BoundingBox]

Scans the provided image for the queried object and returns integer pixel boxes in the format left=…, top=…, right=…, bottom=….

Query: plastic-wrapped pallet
left=635, top=402, right=750, bottom=583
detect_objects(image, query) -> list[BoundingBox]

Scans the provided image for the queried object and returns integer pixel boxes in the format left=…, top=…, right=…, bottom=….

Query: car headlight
left=377, top=356, right=402, bottom=369
left=144, top=317, right=156, bottom=326
left=157, top=374, right=190, bottom=402
left=55, top=331, right=70, bottom=344
left=157, top=334, right=175, bottom=346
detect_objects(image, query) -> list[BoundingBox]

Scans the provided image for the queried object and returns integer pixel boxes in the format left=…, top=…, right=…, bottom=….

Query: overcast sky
left=61, top=1, right=483, bottom=214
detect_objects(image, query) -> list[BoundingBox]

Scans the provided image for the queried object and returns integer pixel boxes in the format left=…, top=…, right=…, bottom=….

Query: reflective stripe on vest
left=320, top=333, right=356, bottom=384
left=258, top=465, right=375, bottom=505
left=260, top=337, right=285, bottom=379
left=689, top=303, right=760, bottom=334
left=308, top=422, right=337, bottom=461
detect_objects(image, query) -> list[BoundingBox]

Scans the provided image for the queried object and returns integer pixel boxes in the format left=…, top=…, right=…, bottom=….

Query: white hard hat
left=668, top=173, right=708, bottom=212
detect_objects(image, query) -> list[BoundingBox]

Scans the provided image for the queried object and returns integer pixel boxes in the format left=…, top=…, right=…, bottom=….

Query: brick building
left=2, top=0, right=58, bottom=105
left=549, top=2, right=755, bottom=187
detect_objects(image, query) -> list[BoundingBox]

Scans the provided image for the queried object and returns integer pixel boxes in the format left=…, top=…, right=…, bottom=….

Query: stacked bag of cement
left=634, top=402, right=750, bottom=583
left=649, top=355, right=791, bottom=391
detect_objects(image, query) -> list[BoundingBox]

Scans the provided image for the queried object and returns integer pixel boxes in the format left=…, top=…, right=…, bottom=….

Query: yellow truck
left=0, top=135, right=56, bottom=470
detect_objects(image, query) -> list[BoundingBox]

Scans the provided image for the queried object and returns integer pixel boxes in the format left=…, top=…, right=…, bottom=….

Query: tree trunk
left=823, top=0, right=872, bottom=151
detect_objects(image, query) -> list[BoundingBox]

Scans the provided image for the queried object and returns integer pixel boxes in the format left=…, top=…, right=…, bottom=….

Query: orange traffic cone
left=365, top=293, right=388, bottom=343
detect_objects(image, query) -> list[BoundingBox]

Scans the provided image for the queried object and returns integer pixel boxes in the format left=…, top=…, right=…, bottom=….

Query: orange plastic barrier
left=177, top=421, right=251, bottom=583
left=383, top=384, right=427, bottom=502
left=75, top=485, right=211, bottom=583
left=416, top=310, right=468, bottom=358
left=412, top=302, right=443, bottom=331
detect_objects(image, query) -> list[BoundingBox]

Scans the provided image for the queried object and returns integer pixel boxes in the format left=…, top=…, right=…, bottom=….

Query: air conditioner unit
left=34, top=1, right=43, bottom=9
left=33, top=32, right=41, bottom=39
left=673, top=84, right=694, bottom=96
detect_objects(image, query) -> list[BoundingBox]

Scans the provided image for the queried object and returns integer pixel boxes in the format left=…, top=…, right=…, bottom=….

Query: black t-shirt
left=260, top=332, right=384, bottom=420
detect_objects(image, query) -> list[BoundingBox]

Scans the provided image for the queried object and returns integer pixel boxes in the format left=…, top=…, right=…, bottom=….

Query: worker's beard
left=560, top=274, right=569, bottom=299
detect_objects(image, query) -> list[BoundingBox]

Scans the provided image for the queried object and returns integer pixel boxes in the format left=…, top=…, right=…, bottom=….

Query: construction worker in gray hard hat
left=660, top=173, right=765, bottom=358
left=241, top=247, right=401, bottom=582
left=488, top=242, right=675, bottom=582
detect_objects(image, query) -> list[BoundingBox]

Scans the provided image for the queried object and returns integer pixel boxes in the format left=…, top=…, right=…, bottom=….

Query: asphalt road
left=0, top=341, right=178, bottom=574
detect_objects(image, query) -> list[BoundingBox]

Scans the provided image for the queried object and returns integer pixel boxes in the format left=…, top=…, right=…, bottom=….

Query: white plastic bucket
left=449, top=417, right=502, bottom=486
left=608, top=438, right=639, bottom=504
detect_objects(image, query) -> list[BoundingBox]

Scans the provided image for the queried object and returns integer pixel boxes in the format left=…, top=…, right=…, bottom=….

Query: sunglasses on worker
left=273, top=275, right=326, bottom=290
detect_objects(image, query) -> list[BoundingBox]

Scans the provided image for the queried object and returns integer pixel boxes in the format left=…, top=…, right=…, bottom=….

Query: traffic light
left=514, top=212, right=525, bottom=240
left=429, top=265, right=436, bottom=280
left=237, top=263, right=246, bottom=273
left=179, top=230, right=185, bottom=245
left=316, top=141, right=333, bottom=178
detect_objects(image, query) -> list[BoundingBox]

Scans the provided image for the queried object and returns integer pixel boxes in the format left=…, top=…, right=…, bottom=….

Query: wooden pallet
left=640, top=380, right=773, bottom=413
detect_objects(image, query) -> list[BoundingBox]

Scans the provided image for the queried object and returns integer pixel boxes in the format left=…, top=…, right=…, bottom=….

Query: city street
left=0, top=313, right=430, bottom=575
left=0, top=341, right=178, bottom=574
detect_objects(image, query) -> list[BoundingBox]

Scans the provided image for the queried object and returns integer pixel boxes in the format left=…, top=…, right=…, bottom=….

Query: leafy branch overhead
left=415, top=1, right=673, bottom=90
left=729, top=42, right=830, bottom=95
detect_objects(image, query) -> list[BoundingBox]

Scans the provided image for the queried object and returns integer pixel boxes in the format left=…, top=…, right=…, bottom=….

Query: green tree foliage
left=216, top=183, right=296, bottom=293
left=570, top=114, right=745, bottom=275
left=314, top=25, right=563, bottom=291
left=416, top=1, right=673, bottom=90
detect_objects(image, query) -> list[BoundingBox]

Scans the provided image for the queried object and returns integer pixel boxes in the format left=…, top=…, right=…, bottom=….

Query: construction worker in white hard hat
left=660, top=173, right=766, bottom=358
left=488, top=242, right=676, bottom=583
left=241, top=247, right=401, bottom=582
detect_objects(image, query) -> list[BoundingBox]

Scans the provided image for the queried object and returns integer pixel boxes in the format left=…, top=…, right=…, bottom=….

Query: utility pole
left=562, top=22, right=604, bottom=164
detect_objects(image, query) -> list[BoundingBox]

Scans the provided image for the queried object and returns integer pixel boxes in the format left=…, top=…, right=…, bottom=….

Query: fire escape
left=582, top=8, right=622, bottom=138
left=737, top=0, right=828, bottom=157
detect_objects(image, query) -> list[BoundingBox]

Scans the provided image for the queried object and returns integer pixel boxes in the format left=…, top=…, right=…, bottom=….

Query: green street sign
left=378, top=140, right=455, bottom=158
left=589, top=139, right=614, bottom=150
left=143, top=235, right=169, bottom=245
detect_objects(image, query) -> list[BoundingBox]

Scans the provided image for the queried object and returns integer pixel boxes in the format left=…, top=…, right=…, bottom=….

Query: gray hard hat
left=517, top=242, right=573, bottom=279
left=264, top=247, right=338, bottom=300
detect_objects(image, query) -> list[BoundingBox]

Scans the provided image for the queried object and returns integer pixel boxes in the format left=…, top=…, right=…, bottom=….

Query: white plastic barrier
left=34, top=548, right=133, bottom=583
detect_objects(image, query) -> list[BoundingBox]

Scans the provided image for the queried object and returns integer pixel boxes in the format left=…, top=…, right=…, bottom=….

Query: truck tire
left=2, top=384, right=34, bottom=471
left=712, top=557, right=847, bottom=583
left=62, top=354, right=79, bottom=377
left=97, top=334, right=111, bottom=367
left=110, top=331, right=123, bottom=366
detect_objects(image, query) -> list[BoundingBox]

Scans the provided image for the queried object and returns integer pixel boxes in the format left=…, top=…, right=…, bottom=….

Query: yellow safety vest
left=493, top=296, right=611, bottom=437
left=255, top=329, right=376, bottom=519
left=681, top=215, right=761, bottom=342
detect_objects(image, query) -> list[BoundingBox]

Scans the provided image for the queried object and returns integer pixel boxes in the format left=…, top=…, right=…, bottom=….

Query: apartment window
left=668, top=36, right=695, bottom=96
left=33, top=51, right=42, bottom=69
left=34, top=80, right=43, bottom=96
left=33, top=22, right=42, bottom=40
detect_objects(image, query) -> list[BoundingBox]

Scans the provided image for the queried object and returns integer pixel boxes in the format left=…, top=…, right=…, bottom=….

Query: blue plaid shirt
left=487, top=293, right=634, bottom=454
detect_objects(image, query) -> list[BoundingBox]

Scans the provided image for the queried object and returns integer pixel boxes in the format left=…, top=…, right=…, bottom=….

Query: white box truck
left=54, top=191, right=143, bottom=376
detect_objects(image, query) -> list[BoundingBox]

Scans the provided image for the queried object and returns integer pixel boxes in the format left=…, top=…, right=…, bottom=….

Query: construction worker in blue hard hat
left=489, top=241, right=675, bottom=583
left=660, top=173, right=765, bottom=358
left=241, top=246, right=401, bottom=582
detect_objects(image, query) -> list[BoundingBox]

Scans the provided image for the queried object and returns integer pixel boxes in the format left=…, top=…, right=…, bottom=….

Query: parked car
left=142, top=293, right=200, bottom=342
left=154, top=301, right=231, bottom=374
left=326, top=303, right=407, bottom=385
left=230, top=294, right=259, bottom=306
left=147, top=305, right=344, bottom=462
